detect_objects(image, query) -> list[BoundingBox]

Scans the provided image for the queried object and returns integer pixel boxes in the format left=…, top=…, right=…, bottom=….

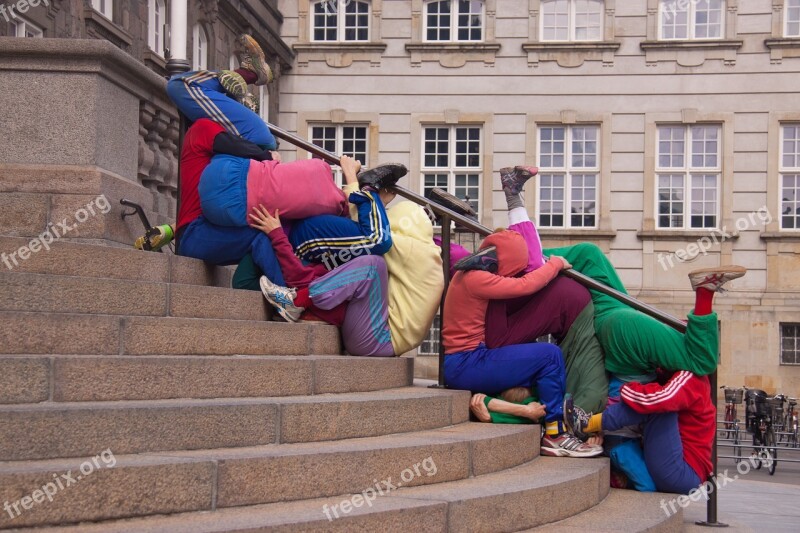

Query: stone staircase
left=0, top=236, right=684, bottom=531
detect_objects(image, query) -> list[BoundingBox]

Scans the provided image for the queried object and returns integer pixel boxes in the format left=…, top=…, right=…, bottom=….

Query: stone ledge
left=638, top=229, right=740, bottom=241
left=640, top=39, right=744, bottom=51
left=760, top=231, right=800, bottom=242
left=764, top=38, right=800, bottom=50
left=522, top=41, right=620, bottom=53
left=405, top=42, right=502, bottom=68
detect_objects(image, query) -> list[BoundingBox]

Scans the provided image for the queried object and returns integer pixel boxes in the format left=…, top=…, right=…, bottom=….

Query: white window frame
left=786, top=0, right=800, bottom=37
left=92, top=0, right=113, bottom=19
left=658, top=0, right=725, bottom=41
left=9, top=16, right=44, bottom=38
left=423, top=0, right=485, bottom=43
left=655, top=124, right=722, bottom=230
left=148, top=0, right=167, bottom=57
left=258, top=86, right=270, bottom=122
left=780, top=323, right=800, bottom=365
left=310, top=0, right=371, bottom=42
left=540, top=0, right=604, bottom=43
left=308, top=123, right=370, bottom=186
left=536, top=124, right=600, bottom=229
left=192, top=23, right=208, bottom=71
left=780, top=123, right=800, bottom=231
left=420, top=124, right=484, bottom=217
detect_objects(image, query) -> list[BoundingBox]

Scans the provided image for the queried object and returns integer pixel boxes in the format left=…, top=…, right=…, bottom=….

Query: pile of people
left=167, top=35, right=747, bottom=496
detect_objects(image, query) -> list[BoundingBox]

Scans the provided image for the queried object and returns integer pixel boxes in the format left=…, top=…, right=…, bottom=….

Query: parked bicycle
left=720, top=385, right=744, bottom=464
left=745, top=389, right=777, bottom=475
left=778, top=395, right=799, bottom=448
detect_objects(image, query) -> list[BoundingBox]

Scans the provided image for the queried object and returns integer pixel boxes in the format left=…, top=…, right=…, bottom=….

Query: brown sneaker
left=236, top=34, right=273, bottom=85
left=688, top=265, right=747, bottom=292
left=500, top=165, right=539, bottom=195
left=218, top=70, right=248, bottom=100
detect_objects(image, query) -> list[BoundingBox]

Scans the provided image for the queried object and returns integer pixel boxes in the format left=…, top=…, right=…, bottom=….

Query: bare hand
left=522, top=401, right=546, bottom=420
left=270, top=151, right=282, bottom=163
left=340, top=155, right=362, bottom=185
left=248, top=204, right=282, bottom=234
left=470, top=393, right=492, bottom=423
left=587, top=434, right=604, bottom=447
left=550, top=255, right=572, bottom=270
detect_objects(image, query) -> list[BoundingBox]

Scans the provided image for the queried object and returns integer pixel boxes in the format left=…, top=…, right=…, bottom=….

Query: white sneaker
left=259, top=276, right=305, bottom=323
left=541, top=433, right=603, bottom=458
left=688, top=265, right=747, bottom=292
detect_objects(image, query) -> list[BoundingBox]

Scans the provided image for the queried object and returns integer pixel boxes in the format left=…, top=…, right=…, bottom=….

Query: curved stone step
left=0, top=387, right=470, bottom=461
left=9, top=458, right=608, bottom=532
left=524, top=488, right=684, bottom=532
left=0, top=355, right=413, bottom=404
left=0, top=312, right=340, bottom=356
left=0, top=423, right=539, bottom=529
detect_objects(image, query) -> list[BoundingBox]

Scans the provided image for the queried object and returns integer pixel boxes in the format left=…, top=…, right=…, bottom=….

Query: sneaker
left=236, top=34, right=273, bottom=85
left=688, top=265, right=747, bottom=293
left=500, top=166, right=539, bottom=195
left=242, top=93, right=260, bottom=115
left=563, top=393, right=592, bottom=441
left=427, top=187, right=477, bottom=219
left=541, top=433, right=603, bottom=458
left=259, top=276, right=304, bottom=323
left=218, top=70, right=248, bottom=100
left=453, top=246, right=498, bottom=273
left=357, top=163, right=407, bottom=190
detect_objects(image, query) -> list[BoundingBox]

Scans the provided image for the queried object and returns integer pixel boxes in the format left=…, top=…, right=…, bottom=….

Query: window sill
left=292, top=42, right=387, bottom=68
left=83, top=8, right=133, bottom=48
left=522, top=41, right=620, bottom=68
left=539, top=229, right=616, bottom=239
left=637, top=230, right=740, bottom=241
left=405, top=42, right=501, bottom=68
left=764, top=38, right=800, bottom=63
left=761, top=231, right=800, bottom=242
left=143, top=49, right=167, bottom=73
left=640, top=39, right=742, bottom=66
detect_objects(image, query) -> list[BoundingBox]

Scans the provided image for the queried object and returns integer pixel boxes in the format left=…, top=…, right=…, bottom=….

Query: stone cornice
left=522, top=41, right=620, bottom=53
left=640, top=39, right=744, bottom=51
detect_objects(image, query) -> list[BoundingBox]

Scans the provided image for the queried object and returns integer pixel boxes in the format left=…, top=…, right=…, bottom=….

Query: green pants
left=558, top=302, right=608, bottom=413
left=544, top=243, right=719, bottom=377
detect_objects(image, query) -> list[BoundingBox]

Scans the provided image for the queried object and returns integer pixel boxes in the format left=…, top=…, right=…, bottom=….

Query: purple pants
left=309, top=255, right=394, bottom=357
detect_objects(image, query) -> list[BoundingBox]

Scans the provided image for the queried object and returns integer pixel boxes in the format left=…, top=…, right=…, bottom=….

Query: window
left=659, top=0, right=724, bottom=40
left=421, top=125, right=482, bottom=214
left=787, top=0, right=800, bottom=37
left=781, top=124, right=800, bottom=229
left=148, top=0, right=167, bottom=56
left=424, top=0, right=484, bottom=42
left=541, top=0, right=603, bottom=42
left=92, top=0, right=113, bottom=19
left=536, top=125, right=599, bottom=228
left=656, top=125, right=721, bottom=229
left=192, top=24, right=208, bottom=70
left=309, top=124, right=369, bottom=185
left=9, top=17, right=43, bottom=38
left=312, top=0, right=369, bottom=42
left=258, top=86, right=270, bottom=122
left=418, top=314, right=441, bottom=356
left=781, top=323, right=800, bottom=365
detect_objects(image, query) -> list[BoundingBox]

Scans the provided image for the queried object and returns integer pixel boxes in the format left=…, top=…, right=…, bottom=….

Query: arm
left=464, top=258, right=566, bottom=300
left=470, top=393, right=545, bottom=423
left=620, top=371, right=698, bottom=415
left=212, top=132, right=273, bottom=161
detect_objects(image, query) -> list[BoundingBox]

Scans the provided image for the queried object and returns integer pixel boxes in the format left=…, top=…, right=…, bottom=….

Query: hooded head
left=386, top=201, right=434, bottom=243
left=478, top=229, right=528, bottom=277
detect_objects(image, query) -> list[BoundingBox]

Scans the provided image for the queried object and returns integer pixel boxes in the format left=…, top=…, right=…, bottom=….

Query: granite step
left=0, top=355, right=414, bottom=404
left=8, top=458, right=609, bottom=532
left=0, top=312, right=340, bottom=356
left=0, top=386, right=470, bottom=461
left=0, top=423, right=539, bottom=529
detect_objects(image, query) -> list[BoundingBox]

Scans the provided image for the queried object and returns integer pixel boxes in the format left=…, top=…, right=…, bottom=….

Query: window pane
left=344, top=1, right=369, bottom=41
left=658, top=126, right=685, bottom=168
left=540, top=126, right=566, bottom=168
left=310, top=125, right=337, bottom=155
left=788, top=0, right=800, bottom=36
left=455, top=127, right=481, bottom=167
left=781, top=323, right=800, bottom=365
left=694, top=0, right=723, bottom=39
left=660, top=0, right=689, bottom=39
left=341, top=126, right=368, bottom=166
left=457, top=1, right=483, bottom=41
left=782, top=174, right=800, bottom=229
left=574, top=0, right=603, bottom=41
left=539, top=173, right=566, bottom=227
left=690, top=125, right=720, bottom=168
left=455, top=174, right=480, bottom=211
left=658, top=174, right=685, bottom=228
left=571, top=126, right=598, bottom=168
left=426, top=0, right=451, bottom=41
left=313, top=2, right=338, bottom=41
left=542, top=0, right=570, bottom=41
left=424, top=127, right=450, bottom=167
left=783, top=125, right=800, bottom=169
left=570, top=173, right=597, bottom=227
left=690, top=174, right=718, bottom=228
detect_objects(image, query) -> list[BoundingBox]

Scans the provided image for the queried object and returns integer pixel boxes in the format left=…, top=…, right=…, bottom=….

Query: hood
left=386, top=201, right=434, bottom=243
left=479, top=230, right=528, bottom=277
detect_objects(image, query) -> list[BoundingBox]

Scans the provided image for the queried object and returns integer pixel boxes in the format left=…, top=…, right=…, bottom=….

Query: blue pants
left=289, top=190, right=392, bottom=265
left=179, top=216, right=285, bottom=285
left=166, top=70, right=276, bottom=149
left=602, top=403, right=701, bottom=494
left=198, top=154, right=250, bottom=227
left=444, top=343, right=566, bottom=423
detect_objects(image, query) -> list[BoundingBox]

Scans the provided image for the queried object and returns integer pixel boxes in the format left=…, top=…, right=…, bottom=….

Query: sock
left=694, top=287, right=714, bottom=316
left=545, top=420, right=563, bottom=436
left=505, top=191, right=524, bottom=210
left=585, top=413, right=603, bottom=434
left=294, top=287, right=311, bottom=308
left=235, top=67, right=258, bottom=85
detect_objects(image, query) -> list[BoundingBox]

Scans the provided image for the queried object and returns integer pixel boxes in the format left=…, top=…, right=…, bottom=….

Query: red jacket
left=621, top=371, right=715, bottom=482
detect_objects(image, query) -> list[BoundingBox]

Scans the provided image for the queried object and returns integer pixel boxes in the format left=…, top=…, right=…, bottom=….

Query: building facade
left=276, top=0, right=800, bottom=395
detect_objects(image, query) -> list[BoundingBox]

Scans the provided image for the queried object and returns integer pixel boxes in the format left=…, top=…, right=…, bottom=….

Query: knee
left=572, top=242, right=603, bottom=258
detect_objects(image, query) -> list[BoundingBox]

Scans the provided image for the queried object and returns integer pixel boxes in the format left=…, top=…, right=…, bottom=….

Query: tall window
left=781, top=323, right=800, bottom=365
left=9, top=17, right=43, bottom=38
left=656, top=125, right=721, bottom=229
left=421, top=125, right=482, bottom=214
left=309, top=124, right=369, bottom=185
left=148, top=0, right=167, bottom=56
left=424, top=0, right=484, bottom=42
left=537, top=125, right=599, bottom=228
left=781, top=124, right=800, bottom=229
left=192, top=24, right=208, bottom=70
left=541, top=0, right=603, bottom=42
left=92, top=0, right=113, bottom=19
left=258, top=86, right=270, bottom=122
left=312, top=0, right=369, bottom=42
left=787, top=0, right=800, bottom=37
left=659, top=0, right=724, bottom=40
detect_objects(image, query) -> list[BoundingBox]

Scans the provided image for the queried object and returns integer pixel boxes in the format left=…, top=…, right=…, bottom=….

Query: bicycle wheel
left=733, top=424, right=742, bottom=464
left=753, top=433, right=763, bottom=469
left=724, top=407, right=734, bottom=440
left=767, top=427, right=777, bottom=475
